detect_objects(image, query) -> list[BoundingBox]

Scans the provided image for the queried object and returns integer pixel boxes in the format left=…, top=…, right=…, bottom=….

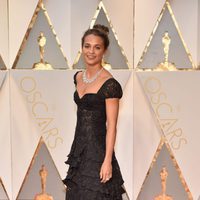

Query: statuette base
left=156, top=62, right=176, bottom=71
left=33, top=62, right=53, bottom=70
left=34, top=193, right=53, bottom=200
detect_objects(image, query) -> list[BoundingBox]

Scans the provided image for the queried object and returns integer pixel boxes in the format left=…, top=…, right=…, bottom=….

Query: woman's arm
left=100, top=98, right=119, bottom=183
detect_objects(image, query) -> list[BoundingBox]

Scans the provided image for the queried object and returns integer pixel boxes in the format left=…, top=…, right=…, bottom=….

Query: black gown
left=63, top=72, right=125, bottom=200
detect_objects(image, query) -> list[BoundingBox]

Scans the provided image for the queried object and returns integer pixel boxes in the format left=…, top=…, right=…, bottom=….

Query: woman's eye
left=96, top=46, right=101, bottom=50
left=84, top=45, right=90, bottom=48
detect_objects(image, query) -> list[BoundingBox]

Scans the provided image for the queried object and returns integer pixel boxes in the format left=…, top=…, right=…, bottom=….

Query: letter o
left=20, top=77, right=36, bottom=93
left=144, top=77, right=161, bottom=94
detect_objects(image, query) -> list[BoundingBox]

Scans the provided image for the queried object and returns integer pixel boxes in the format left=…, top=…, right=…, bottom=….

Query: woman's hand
left=100, top=160, right=112, bottom=183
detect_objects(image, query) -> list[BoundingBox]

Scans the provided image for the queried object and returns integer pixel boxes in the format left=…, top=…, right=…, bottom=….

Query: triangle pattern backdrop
left=0, top=179, right=9, bottom=200
left=0, top=55, right=6, bottom=70
left=136, top=70, right=200, bottom=199
left=133, top=72, right=162, bottom=198
left=12, top=1, right=68, bottom=69
left=73, top=2, right=129, bottom=69
left=137, top=141, right=192, bottom=200
left=137, top=1, right=194, bottom=69
left=17, top=138, right=65, bottom=200
left=0, top=72, right=11, bottom=199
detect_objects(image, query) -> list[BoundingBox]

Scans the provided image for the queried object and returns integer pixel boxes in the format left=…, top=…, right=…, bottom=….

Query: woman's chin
left=85, top=61, right=99, bottom=67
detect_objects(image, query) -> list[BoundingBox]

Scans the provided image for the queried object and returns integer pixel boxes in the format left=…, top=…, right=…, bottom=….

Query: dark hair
left=81, top=24, right=110, bottom=50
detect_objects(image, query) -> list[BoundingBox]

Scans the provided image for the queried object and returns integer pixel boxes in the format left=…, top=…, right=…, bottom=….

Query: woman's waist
left=75, top=123, right=106, bottom=133
left=76, top=114, right=106, bottom=124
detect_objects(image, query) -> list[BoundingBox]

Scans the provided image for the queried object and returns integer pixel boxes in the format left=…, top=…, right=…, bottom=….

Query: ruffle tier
left=63, top=141, right=125, bottom=200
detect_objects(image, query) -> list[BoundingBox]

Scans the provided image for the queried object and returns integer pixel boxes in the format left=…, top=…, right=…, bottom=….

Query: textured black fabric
left=63, top=72, right=125, bottom=200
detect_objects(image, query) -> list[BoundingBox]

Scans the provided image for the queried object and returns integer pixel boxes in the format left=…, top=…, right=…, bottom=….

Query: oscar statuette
left=154, top=167, right=173, bottom=200
left=33, top=32, right=53, bottom=70
left=157, top=32, right=176, bottom=71
left=34, top=165, right=54, bottom=200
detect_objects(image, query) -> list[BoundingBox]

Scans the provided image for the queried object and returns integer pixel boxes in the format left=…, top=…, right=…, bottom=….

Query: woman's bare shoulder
left=100, top=68, right=113, bottom=81
left=76, top=71, right=83, bottom=82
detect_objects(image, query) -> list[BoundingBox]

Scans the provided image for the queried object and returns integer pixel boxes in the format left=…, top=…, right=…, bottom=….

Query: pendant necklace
left=82, top=67, right=104, bottom=84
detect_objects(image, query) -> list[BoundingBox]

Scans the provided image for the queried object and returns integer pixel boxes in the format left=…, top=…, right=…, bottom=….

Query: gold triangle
left=137, top=139, right=193, bottom=199
left=16, top=136, right=66, bottom=199
left=12, top=0, right=69, bottom=69
left=137, top=1, right=195, bottom=70
left=0, top=55, right=7, bottom=70
left=0, top=178, right=9, bottom=199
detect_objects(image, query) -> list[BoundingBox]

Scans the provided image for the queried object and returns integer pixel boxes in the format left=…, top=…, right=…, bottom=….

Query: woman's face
left=82, top=34, right=106, bottom=67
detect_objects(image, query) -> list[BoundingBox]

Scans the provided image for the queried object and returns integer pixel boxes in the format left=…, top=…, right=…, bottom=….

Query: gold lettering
left=36, top=118, right=53, bottom=132
left=150, top=92, right=167, bottom=105
left=160, top=118, right=178, bottom=132
left=47, top=137, right=63, bottom=149
left=43, top=128, right=59, bottom=140
left=166, top=128, right=182, bottom=142
left=144, top=77, right=161, bottom=94
left=20, top=77, right=36, bottom=93
left=171, top=138, right=187, bottom=150
left=156, top=103, right=173, bottom=118
left=144, top=76, right=187, bottom=151
left=32, top=102, right=48, bottom=117
left=27, top=91, right=42, bottom=104
left=19, top=76, right=63, bottom=149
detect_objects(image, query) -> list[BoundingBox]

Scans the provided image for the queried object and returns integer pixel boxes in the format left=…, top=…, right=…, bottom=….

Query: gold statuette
left=33, top=32, right=53, bottom=70
left=34, top=165, right=54, bottom=200
left=157, top=32, right=176, bottom=71
left=154, top=167, right=173, bottom=200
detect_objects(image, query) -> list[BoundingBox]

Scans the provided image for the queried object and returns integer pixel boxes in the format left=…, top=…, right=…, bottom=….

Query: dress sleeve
left=102, top=78, right=123, bottom=99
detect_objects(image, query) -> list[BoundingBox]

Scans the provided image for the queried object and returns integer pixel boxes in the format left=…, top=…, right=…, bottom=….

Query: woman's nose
left=89, top=47, right=94, bottom=53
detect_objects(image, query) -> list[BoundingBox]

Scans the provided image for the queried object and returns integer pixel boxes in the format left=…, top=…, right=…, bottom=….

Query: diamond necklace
left=82, top=68, right=104, bottom=84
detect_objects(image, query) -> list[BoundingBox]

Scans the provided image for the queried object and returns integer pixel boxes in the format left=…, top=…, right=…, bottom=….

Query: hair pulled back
left=81, top=24, right=109, bottom=50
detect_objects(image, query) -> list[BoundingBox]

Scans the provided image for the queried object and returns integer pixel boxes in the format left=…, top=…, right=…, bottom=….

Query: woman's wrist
left=103, top=156, right=112, bottom=163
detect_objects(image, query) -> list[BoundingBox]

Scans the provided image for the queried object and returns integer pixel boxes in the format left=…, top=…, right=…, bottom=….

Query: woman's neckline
left=76, top=77, right=114, bottom=100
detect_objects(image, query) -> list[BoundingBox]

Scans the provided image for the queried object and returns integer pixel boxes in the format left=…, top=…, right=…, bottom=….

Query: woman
left=63, top=24, right=125, bottom=200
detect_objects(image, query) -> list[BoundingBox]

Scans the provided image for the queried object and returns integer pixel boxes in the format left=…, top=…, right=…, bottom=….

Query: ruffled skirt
left=63, top=139, right=125, bottom=200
